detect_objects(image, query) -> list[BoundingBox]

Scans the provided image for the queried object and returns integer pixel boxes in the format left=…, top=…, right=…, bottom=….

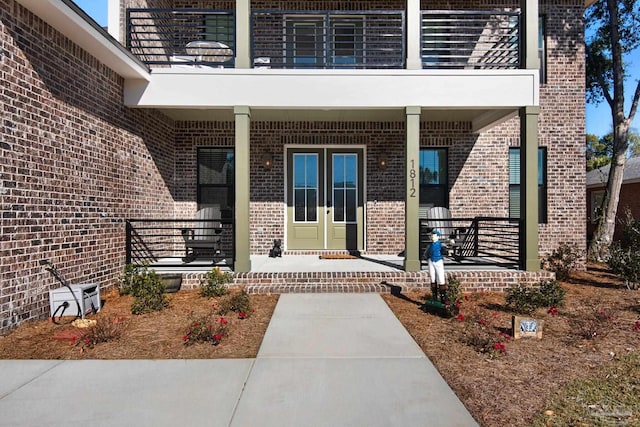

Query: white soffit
left=125, top=69, right=539, bottom=110
left=15, top=0, right=149, bottom=81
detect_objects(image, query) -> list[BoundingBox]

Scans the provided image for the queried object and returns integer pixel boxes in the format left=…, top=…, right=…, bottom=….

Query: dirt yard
left=1, top=265, right=639, bottom=426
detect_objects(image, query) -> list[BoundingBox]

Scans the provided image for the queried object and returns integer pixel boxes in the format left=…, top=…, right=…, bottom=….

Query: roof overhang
left=15, top=0, right=150, bottom=81
left=585, top=0, right=598, bottom=7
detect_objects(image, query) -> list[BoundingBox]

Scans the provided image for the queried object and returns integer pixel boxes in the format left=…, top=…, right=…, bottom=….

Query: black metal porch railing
left=126, top=218, right=235, bottom=269
left=421, top=11, right=520, bottom=69
left=125, top=8, right=521, bottom=70
left=251, top=10, right=405, bottom=69
left=420, top=217, right=521, bottom=268
left=126, top=9, right=236, bottom=67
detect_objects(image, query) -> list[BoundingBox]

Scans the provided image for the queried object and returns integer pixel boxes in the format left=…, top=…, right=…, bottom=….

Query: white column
left=235, top=0, right=251, bottom=68
left=404, top=106, right=422, bottom=271
left=406, top=0, right=422, bottom=70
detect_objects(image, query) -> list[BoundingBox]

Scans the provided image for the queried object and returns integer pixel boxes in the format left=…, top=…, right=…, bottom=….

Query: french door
left=286, top=148, right=364, bottom=250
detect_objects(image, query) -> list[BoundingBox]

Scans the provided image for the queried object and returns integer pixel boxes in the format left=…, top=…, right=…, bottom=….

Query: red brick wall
left=588, top=183, right=640, bottom=242
left=1, top=0, right=175, bottom=333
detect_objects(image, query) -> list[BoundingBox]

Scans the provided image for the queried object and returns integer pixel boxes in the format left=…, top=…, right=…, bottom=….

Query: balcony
left=126, top=8, right=521, bottom=70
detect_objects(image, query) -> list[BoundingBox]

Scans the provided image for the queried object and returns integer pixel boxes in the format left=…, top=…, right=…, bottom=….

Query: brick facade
left=1, top=0, right=175, bottom=333
left=1, top=0, right=586, bottom=333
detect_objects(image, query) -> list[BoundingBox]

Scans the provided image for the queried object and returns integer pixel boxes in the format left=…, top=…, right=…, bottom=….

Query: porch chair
left=181, top=206, right=223, bottom=262
left=426, top=207, right=473, bottom=260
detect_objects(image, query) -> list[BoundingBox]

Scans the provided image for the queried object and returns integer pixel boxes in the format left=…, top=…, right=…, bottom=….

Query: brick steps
left=181, top=270, right=555, bottom=294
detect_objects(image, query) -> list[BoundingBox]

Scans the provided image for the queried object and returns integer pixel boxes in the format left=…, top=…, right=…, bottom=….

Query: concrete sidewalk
left=0, top=294, right=478, bottom=427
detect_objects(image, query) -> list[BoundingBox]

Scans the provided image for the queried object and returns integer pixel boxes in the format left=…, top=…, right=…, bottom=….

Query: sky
left=74, top=0, right=638, bottom=138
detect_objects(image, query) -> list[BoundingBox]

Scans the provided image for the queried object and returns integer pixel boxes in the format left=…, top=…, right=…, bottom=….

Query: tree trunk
left=588, top=0, right=628, bottom=261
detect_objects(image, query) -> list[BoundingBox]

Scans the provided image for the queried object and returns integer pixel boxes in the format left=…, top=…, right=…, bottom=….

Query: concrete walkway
left=0, top=294, right=478, bottom=427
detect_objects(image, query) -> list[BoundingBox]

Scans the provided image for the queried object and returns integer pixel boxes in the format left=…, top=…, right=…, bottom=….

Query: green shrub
left=608, top=244, right=640, bottom=290
left=506, top=279, right=567, bottom=314
left=538, top=280, right=566, bottom=307
left=117, top=263, right=139, bottom=296
left=544, top=244, right=581, bottom=281
left=445, top=274, right=462, bottom=306
left=201, top=267, right=234, bottom=297
left=218, top=290, right=252, bottom=316
left=182, top=312, right=229, bottom=346
left=607, top=211, right=640, bottom=290
left=118, top=264, right=168, bottom=315
left=505, top=284, right=541, bottom=314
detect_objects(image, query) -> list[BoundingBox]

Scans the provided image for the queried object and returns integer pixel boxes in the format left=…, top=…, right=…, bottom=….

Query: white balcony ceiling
left=125, top=68, right=537, bottom=128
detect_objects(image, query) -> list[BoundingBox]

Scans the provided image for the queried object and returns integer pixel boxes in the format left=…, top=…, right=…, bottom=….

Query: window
left=419, top=148, right=448, bottom=212
left=509, top=147, right=547, bottom=223
left=539, top=16, right=546, bottom=84
left=197, top=148, right=234, bottom=219
left=286, top=19, right=324, bottom=67
left=331, top=20, right=363, bottom=67
left=204, top=13, right=234, bottom=46
left=285, top=16, right=364, bottom=68
left=293, top=153, right=319, bottom=222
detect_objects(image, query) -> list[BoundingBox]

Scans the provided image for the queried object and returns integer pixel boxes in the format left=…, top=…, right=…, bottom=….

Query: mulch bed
left=0, top=290, right=279, bottom=360
left=382, top=264, right=640, bottom=426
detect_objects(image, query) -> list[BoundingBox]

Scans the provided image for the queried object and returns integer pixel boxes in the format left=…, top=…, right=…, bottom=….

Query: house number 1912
left=409, top=159, right=417, bottom=198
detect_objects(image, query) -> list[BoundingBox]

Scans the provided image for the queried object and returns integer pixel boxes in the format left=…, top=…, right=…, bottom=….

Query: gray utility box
left=49, top=283, right=101, bottom=318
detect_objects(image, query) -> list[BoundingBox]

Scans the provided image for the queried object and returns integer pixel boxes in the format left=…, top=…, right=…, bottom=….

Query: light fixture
left=261, top=152, right=274, bottom=170
left=378, top=152, right=389, bottom=169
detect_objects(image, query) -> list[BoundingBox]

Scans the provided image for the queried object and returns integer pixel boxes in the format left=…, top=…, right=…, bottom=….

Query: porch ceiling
left=158, top=107, right=515, bottom=126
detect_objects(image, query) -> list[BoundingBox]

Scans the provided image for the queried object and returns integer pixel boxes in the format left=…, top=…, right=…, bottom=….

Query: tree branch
left=596, top=72, right=615, bottom=109
left=628, top=79, right=640, bottom=124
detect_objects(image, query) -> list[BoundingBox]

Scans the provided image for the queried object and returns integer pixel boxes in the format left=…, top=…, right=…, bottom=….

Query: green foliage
left=537, top=280, right=567, bottom=308
left=586, top=0, right=640, bottom=106
left=118, top=264, right=168, bottom=315
left=505, top=285, right=542, bottom=315
left=182, top=312, right=229, bottom=346
left=607, top=211, right=640, bottom=289
left=445, top=275, right=462, bottom=306
left=586, top=132, right=640, bottom=171
left=218, top=290, right=252, bottom=316
left=201, top=267, right=233, bottom=297
left=457, top=314, right=509, bottom=359
left=544, top=244, right=582, bottom=281
left=505, top=280, right=566, bottom=314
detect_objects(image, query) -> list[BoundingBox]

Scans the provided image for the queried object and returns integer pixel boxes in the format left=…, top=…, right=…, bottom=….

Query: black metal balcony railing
left=419, top=217, right=521, bottom=268
left=126, top=9, right=236, bottom=67
left=126, top=218, right=235, bottom=269
left=421, top=11, right=520, bottom=69
left=251, top=10, right=405, bottom=69
left=126, top=8, right=521, bottom=70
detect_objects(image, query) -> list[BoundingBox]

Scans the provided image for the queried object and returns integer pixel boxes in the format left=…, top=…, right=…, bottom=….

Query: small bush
left=538, top=280, right=566, bottom=308
left=608, top=212, right=640, bottom=290
left=218, top=289, right=252, bottom=317
left=544, top=244, right=581, bottom=281
left=506, top=280, right=566, bottom=314
left=445, top=274, right=462, bottom=306
left=117, top=263, right=140, bottom=296
left=458, top=315, right=510, bottom=358
left=182, top=313, right=229, bottom=346
left=505, top=284, right=542, bottom=314
left=118, top=264, right=167, bottom=315
left=201, top=267, right=234, bottom=297
left=568, top=309, right=616, bottom=340
left=77, top=316, right=127, bottom=349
